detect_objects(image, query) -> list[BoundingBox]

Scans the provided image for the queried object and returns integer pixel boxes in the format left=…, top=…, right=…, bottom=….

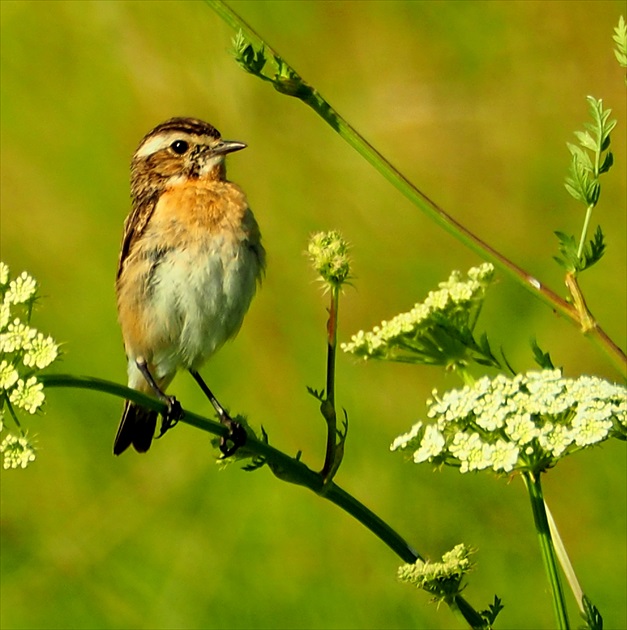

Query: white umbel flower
left=392, top=369, right=626, bottom=475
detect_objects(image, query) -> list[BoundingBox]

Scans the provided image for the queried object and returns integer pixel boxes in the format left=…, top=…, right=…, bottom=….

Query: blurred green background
left=1, top=1, right=625, bottom=629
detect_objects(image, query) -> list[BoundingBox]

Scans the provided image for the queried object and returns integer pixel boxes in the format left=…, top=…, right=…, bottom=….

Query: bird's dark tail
left=113, top=401, right=158, bottom=455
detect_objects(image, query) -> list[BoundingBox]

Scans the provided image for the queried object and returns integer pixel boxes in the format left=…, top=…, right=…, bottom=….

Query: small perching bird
left=114, top=117, right=265, bottom=455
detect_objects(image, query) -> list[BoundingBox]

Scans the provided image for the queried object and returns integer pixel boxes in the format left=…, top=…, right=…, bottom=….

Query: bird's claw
left=157, top=396, right=183, bottom=438
left=219, top=416, right=247, bottom=457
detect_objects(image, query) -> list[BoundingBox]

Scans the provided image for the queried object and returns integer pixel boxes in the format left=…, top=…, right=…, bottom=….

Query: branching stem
left=206, top=0, right=626, bottom=376
left=40, top=373, right=486, bottom=628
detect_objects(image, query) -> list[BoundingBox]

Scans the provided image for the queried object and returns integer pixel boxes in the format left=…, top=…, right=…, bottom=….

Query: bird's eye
left=170, top=140, right=189, bottom=155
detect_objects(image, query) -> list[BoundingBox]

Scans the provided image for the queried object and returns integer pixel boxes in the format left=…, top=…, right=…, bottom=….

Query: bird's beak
left=212, top=140, right=247, bottom=156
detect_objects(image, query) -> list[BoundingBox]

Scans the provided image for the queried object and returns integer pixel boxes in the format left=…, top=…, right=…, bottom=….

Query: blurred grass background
left=1, top=1, right=625, bottom=628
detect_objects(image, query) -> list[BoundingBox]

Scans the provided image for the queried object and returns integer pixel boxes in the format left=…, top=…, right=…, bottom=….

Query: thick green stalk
left=321, top=481, right=419, bottom=563
left=326, top=285, right=339, bottom=409
left=523, top=472, right=570, bottom=630
left=39, top=375, right=413, bottom=555
left=41, top=373, right=486, bottom=628
left=321, top=285, right=340, bottom=480
left=40, top=375, right=415, bottom=560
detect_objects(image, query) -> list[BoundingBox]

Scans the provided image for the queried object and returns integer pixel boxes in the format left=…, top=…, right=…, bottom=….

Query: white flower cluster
left=391, top=369, right=626, bottom=475
left=398, top=543, right=473, bottom=597
left=341, top=263, right=494, bottom=363
left=1, top=262, right=59, bottom=469
left=0, top=428, right=36, bottom=470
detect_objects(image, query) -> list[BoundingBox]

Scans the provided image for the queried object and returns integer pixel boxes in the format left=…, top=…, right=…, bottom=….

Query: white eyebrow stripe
left=135, top=131, right=217, bottom=158
left=135, top=131, right=189, bottom=158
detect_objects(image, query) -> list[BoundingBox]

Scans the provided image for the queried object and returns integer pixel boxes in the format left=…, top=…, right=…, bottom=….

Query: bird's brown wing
left=116, top=192, right=159, bottom=280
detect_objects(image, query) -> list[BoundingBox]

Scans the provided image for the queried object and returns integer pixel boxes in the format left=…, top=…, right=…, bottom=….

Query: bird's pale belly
left=135, top=236, right=259, bottom=379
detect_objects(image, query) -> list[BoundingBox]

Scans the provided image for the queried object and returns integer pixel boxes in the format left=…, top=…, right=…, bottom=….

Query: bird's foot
left=219, top=412, right=247, bottom=457
left=188, top=370, right=246, bottom=456
left=157, top=396, right=183, bottom=438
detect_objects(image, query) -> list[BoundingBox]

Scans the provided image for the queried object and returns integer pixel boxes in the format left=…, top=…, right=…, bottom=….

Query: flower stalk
left=321, top=283, right=341, bottom=481
left=523, top=473, right=570, bottom=629
left=307, top=231, right=351, bottom=483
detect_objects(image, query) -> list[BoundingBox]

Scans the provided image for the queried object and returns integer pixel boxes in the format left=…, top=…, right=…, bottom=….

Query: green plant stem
left=41, top=373, right=486, bottom=628
left=576, top=205, right=594, bottom=261
left=324, top=481, right=486, bottom=628
left=4, top=398, right=23, bottom=431
left=321, top=285, right=340, bottom=480
left=523, top=472, right=570, bottom=630
left=39, top=374, right=413, bottom=553
left=321, top=481, right=420, bottom=562
left=326, top=285, right=339, bottom=409
left=544, top=500, right=585, bottom=614
left=207, top=0, right=626, bottom=377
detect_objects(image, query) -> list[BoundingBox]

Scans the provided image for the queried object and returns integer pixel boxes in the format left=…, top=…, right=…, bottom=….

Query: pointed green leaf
left=530, top=338, right=555, bottom=369
left=580, top=226, right=606, bottom=271
left=587, top=179, right=601, bottom=206
left=599, top=151, right=614, bottom=174
left=574, top=146, right=594, bottom=172
left=581, top=594, right=603, bottom=630
left=306, top=386, right=325, bottom=401
left=564, top=181, right=584, bottom=203
left=600, top=126, right=613, bottom=146
left=574, top=130, right=597, bottom=151
left=554, top=230, right=581, bottom=272
left=553, top=255, right=570, bottom=271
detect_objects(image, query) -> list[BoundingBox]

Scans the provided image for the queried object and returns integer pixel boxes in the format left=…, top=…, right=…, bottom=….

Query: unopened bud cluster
left=398, top=544, right=473, bottom=600
left=307, top=231, right=351, bottom=288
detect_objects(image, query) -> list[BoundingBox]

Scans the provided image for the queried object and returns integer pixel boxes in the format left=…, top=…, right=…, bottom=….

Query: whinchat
left=114, top=117, right=265, bottom=455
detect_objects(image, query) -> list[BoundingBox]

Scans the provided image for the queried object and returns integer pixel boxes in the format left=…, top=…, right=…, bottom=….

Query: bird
left=113, top=117, right=265, bottom=455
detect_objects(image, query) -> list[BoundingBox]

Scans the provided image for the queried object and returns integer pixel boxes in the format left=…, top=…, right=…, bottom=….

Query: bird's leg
left=189, top=370, right=247, bottom=456
left=135, top=358, right=183, bottom=436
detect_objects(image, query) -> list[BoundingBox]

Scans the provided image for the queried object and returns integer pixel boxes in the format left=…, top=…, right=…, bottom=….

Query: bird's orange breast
left=153, top=179, right=251, bottom=242
left=116, top=178, right=263, bottom=377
